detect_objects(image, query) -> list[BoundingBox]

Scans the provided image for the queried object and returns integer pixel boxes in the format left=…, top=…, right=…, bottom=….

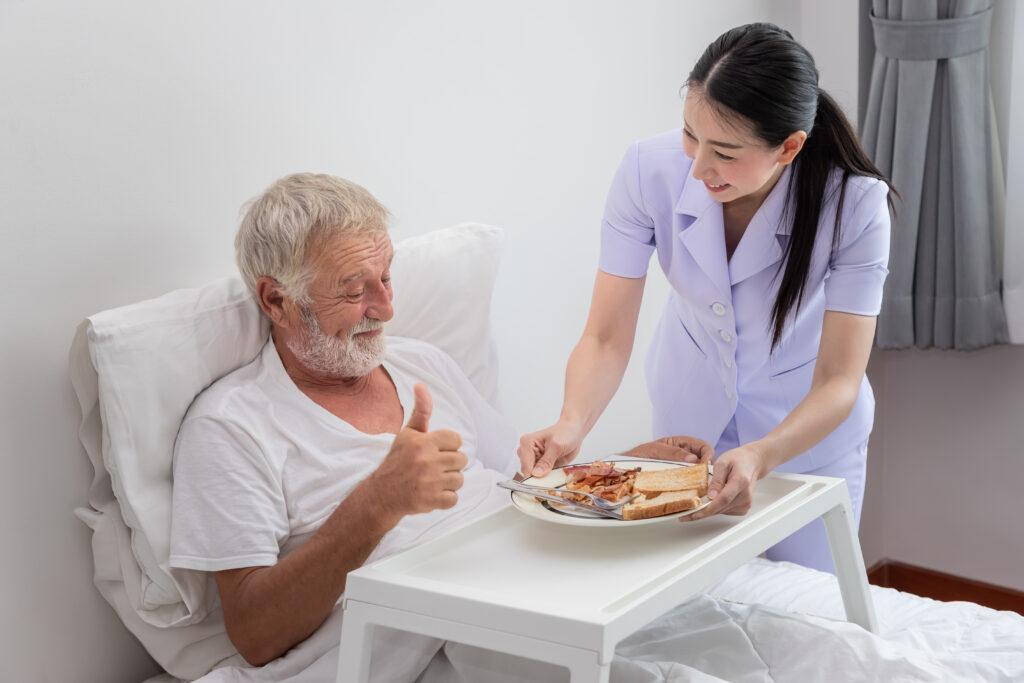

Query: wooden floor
left=868, top=560, right=1024, bottom=616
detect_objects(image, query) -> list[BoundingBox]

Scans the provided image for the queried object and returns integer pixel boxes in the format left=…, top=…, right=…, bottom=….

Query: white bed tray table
left=337, top=472, right=877, bottom=682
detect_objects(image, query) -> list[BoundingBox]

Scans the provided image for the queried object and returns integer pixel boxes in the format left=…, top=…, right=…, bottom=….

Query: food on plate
left=622, top=489, right=702, bottom=520
left=634, top=462, right=708, bottom=497
left=555, top=461, right=710, bottom=520
left=562, top=460, right=640, bottom=503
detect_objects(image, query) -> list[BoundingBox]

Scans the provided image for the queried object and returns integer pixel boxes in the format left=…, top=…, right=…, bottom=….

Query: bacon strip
left=562, top=461, right=640, bottom=503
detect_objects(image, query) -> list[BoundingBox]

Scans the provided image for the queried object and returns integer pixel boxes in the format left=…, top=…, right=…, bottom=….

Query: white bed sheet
left=147, top=558, right=1024, bottom=683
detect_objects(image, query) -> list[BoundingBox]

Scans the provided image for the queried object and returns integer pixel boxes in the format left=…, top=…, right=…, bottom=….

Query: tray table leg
left=336, top=601, right=375, bottom=683
left=822, top=487, right=879, bottom=634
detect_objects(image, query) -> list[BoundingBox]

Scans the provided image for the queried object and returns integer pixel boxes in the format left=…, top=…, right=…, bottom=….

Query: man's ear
left=255, top=276, right=292, bottom=328
left=777, top=130, right=808, bottom=166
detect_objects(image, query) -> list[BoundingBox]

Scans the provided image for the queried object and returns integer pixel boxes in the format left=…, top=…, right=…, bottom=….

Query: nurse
left=518, top=23, right=893, bottom=572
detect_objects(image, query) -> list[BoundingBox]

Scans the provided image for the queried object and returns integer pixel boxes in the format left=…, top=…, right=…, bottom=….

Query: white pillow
left=70, top=223, right=504, bottom=678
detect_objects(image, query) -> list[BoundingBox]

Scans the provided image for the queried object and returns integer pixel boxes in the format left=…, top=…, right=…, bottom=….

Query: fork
left=498, top=480, right=639, bottom=513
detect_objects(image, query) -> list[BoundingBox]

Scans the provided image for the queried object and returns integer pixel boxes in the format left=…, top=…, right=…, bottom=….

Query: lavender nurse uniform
left=599, top=130, right=891, bottom=571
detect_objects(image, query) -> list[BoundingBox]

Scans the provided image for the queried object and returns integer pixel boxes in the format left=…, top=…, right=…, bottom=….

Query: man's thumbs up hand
left=368, top=383, right=468, bottom=519
left=405, top=383, right=433, bottom=433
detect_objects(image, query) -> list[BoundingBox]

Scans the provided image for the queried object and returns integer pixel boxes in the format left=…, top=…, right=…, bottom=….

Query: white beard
left=287, top=306, right=386, bottom=378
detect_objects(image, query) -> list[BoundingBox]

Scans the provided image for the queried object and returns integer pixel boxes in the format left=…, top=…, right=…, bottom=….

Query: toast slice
left=634, top=463, right=708, bottom=497
left=622, top=489, right=702, bottom=520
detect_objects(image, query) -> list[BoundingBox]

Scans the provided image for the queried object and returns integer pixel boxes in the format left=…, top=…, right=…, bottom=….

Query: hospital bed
left=69, top=224, right=1024, bottom=682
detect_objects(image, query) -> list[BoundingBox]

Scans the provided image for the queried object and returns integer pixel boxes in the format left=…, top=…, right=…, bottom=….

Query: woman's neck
left=724, top=163, right=786, bottom=219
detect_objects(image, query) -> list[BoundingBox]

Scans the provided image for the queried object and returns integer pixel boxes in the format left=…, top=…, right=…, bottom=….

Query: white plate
left=510, top=458, right=712, bottom=527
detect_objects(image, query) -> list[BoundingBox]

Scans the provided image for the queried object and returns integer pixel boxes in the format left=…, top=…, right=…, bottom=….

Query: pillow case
left=70, top=223, right=504, bottom=678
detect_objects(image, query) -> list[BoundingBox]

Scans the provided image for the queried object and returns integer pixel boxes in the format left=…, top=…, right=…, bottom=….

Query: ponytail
left=771, top=89, right=895, bottom=348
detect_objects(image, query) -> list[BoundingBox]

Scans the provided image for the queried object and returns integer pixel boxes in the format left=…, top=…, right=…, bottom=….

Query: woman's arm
left=687, top=310, right=875, bottom=519
left=754, top=310, right=876, bottom=471
left=517, top=270, right=645, bottom=476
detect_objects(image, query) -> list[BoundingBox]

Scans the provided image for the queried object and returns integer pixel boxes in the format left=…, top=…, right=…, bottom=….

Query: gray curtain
left=862, top=0, right=1008, bottom=350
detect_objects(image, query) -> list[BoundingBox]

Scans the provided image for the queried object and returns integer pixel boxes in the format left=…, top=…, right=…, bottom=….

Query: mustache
left=297, top=306, right=383, bottom=338
left=351, top=317, right=384, bottom=335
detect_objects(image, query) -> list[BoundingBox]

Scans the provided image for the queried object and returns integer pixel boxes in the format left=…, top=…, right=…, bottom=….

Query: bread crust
left=634, top=462, right=708, bottom=498
left=622, top=489, right=701, bottom=520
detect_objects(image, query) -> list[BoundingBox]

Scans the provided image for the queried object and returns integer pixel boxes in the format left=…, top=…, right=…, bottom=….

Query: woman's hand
left=682, top=443, right=768, bottom=521
left=517, top=420, right=586, bottom=477
left=624, top=435, right=714, bottom=464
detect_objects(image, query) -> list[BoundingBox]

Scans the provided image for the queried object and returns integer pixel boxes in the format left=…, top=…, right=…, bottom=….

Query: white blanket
left=167, top=558, right=1023, bottom=682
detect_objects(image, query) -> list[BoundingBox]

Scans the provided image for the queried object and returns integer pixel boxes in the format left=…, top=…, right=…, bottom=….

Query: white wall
left=798, top=0, right=860, bottom=118
left=0, top=2, right=799, bottom=680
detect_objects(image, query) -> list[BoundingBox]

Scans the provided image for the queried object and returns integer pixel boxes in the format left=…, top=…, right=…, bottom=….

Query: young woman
left=519, top=23, right=894, bottom=572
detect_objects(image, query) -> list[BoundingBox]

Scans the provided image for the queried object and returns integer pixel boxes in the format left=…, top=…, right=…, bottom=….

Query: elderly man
left=168, top=173, right=518, bottom=668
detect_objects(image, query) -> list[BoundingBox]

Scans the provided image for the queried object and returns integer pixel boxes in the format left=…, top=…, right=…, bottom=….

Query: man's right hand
left=370, top=383, right=467, bottom=518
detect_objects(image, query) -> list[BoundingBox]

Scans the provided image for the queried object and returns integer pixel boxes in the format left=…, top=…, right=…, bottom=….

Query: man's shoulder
left=184, top=345, right=271, bottom=423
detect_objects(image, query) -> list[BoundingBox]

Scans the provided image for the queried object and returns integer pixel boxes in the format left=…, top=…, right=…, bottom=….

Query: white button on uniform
left=711, top=302, right=727, bottom=316
left=719, top=329, right=733, bottom=343
left=724, top=358, right=734, bottom=368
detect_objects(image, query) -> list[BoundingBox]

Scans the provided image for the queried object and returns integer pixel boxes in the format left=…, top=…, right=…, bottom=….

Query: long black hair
left=687, top=23, right=895, bottom=349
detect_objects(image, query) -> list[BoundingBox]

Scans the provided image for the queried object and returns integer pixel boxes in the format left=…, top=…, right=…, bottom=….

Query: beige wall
left=862, top=348, right=1024, bottom=591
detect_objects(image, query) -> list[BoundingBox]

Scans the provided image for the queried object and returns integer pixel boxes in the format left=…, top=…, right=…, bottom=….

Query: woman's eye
left=715, top=152, right=735, bottom=161
left=684, top=130, right=696, bottom=140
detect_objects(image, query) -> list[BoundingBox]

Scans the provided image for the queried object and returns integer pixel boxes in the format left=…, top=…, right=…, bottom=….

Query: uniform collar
left=674, top=164, right=794, bottom=291
left=755, top=164, right=794, bottom=237
left=729, top=165, right=793, bottom=285
left=674, top=165, right=715, bottom=219
left=674, top=164, right=793, bottom=235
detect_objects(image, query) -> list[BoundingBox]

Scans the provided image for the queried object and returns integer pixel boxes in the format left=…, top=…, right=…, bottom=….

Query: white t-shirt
left=169, top=336, right=518, bottom=573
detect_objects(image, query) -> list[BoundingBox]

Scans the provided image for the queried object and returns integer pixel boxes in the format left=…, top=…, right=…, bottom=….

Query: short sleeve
left=599, top=142, right=656, bottom=278
left=824, top=179, right=891, bottom=316
left=169, top=416, right=288, bottom=571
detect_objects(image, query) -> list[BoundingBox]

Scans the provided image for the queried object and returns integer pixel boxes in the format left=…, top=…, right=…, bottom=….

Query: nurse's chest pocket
left=769, top=355, right=817, bottom=380
left=768, top=355, right=817, bottom=411
left=768, top=324, right=818, bottom=381
left=676, top=315, right=708, bottom=360
left=645, top=311, right=709, bottom=404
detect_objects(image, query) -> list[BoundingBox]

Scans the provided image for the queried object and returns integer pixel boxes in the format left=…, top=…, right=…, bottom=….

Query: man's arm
left=215, top=383, right=466, bottom=666
left=215, top=479, right=399, bottom=666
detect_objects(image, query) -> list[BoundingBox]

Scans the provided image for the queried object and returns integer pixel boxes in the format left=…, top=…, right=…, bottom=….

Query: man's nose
left=365, top=283, right=394, bottom=322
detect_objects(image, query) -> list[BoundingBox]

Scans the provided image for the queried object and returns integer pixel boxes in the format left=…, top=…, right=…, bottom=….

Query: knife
left=498, top=480, right=623, bottom=519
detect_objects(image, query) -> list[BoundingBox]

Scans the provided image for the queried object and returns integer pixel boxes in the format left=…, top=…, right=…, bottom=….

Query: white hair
left=235, top=173, right=390, bottom=304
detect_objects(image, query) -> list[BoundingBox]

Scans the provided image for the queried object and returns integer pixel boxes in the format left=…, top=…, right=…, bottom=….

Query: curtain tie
left=871, top=7, right=992, bottom=61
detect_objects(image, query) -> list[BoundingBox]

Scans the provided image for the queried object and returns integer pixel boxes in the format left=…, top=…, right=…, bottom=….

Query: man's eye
left=344, top=291, right=365, bottom=300
left=382, top=275, right=392, bottom=284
